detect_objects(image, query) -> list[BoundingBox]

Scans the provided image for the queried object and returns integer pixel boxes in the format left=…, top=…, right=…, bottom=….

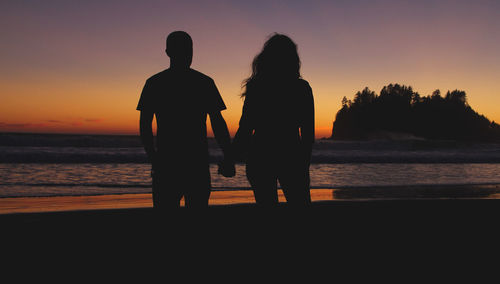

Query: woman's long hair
left=242, top=33, right=301, bottom=97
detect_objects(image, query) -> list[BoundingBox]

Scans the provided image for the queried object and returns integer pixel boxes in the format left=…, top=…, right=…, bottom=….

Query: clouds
left=84, top=118, right=103, bottom=123
left=0, top=122, right=47, bottom=128
left=0, top=118, right=104, bottom=131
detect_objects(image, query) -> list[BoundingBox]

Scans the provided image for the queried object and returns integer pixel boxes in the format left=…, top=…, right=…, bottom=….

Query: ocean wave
left=1, top=136, right=500, bottom=163
left=2, top=148, right=500, bottom=163
left=0, top=147, right=149, bottom=163
left=0, top=182, right=151, bottom=188
left=1, top=183, right=499, bottom=199
left=0, top=133, right=143, bottom=147
left=2, top=181, right=499, bottom=190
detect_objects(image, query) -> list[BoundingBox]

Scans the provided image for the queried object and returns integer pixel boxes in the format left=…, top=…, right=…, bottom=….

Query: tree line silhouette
left=331, top=83, right=500, bottom=142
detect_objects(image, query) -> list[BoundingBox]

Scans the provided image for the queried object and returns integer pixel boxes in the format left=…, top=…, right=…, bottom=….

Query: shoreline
left=1, top=184, right=500, bottom=215
left=3, top=185, right=500, bottom=242
left=3, top=195, right=500, bottom=237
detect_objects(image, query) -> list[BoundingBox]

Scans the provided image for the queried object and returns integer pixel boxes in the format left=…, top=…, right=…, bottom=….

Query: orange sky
left=1, top=0, right=499, bottom=138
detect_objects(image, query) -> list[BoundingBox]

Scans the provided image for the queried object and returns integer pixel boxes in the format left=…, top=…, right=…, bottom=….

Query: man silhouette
left=137, top=31, right=235, bottom=209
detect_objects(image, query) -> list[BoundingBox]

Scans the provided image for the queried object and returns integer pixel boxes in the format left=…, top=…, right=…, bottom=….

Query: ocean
left=1, top=133, right=500, bottom=198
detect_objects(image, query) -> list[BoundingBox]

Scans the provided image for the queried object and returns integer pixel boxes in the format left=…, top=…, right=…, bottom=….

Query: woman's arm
left=232, top=96, right=254, bottom=161
left=300, top=83, right=315, bottom=164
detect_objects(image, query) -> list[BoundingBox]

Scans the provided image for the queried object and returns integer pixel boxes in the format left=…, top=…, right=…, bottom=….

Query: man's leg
left=183, top=168, right=211, bottom=208
left=152, top=171, right=161, bottom=209
left=184, top=188, right=210, bottom=208
left=154, top=170, right=183, bottom=209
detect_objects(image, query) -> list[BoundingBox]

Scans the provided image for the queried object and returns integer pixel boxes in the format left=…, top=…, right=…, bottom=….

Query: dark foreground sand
left=2, top=184, right=500, bottom=233
left=3, top=186, right=500, bottom=270
left=2, top=185, right=499, bottom=277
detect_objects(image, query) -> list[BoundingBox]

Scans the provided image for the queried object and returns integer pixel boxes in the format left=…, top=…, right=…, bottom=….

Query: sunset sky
left=1, top=0, right=499, bottom=138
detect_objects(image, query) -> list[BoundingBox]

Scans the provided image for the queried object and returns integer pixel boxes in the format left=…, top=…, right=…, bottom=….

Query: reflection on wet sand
left=332, top=184, right=500, bottom=200
left=1, top=185, right=500, bottom=214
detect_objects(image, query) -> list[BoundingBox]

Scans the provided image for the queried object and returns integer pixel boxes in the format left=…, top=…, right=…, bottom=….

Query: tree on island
left=331, top=83, right=500, bottom=142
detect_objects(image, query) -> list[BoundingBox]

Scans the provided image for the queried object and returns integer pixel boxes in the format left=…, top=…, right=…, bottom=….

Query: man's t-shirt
left=137, top=68, right=226, bottom=168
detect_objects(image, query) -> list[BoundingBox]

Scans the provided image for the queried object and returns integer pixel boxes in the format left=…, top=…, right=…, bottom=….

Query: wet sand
left=0, top=189, right=339, bottom=214
left=2, top=185, right=500, bottom=260
left=1, top=184, right=499, bottom=214
left=1, top=184, right=499, bottom=232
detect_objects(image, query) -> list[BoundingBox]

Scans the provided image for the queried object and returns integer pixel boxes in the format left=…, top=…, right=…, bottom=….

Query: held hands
left=218, top=159, right=236, bottom=178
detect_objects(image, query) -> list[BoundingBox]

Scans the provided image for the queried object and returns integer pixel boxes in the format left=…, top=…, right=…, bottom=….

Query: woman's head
left=243, top=33, right=301, bottom=96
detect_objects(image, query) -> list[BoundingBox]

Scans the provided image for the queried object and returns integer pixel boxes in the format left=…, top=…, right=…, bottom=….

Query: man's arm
left=209, top=111, right=235, bottom=177
left=139, top=110, right=157, bottom=167
left=209, top=111, right=232, bottom=159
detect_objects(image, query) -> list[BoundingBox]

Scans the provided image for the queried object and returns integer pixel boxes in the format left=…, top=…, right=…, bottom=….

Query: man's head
left=166, top=31, right=193, bottom=68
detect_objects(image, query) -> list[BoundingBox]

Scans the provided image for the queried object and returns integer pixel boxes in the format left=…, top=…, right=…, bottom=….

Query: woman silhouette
left=232, top=33, right=315, bottom=207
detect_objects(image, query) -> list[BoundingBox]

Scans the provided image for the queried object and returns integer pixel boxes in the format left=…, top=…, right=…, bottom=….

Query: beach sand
left=1, top=184, right=499, bottom=214
left=1, top=184, right=499, bottom=234
left=2, top=185, right=500, bottom=261
left=0, top=189, right=336, bottom=214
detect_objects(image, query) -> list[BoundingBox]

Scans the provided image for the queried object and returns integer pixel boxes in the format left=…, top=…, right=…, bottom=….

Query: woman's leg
left=246, top=162, right=279, bottom=207
left=278, top=163, right=311, bottom=207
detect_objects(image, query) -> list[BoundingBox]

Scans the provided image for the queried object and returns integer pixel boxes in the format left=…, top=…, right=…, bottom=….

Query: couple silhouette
left=137, top=31, right=314, bottom=209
